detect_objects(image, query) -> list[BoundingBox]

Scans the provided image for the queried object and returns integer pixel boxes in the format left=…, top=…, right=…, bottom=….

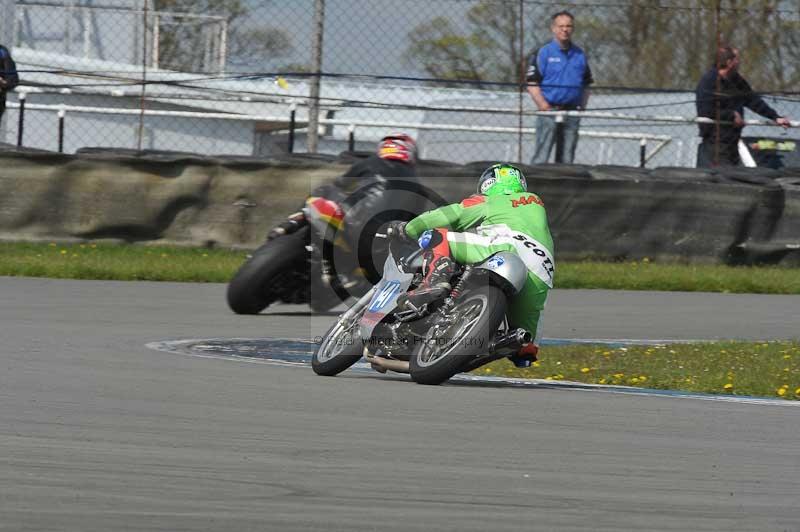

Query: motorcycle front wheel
left=311, top=293, right=371, bottom=376
left=409, top=285, right=507, bottom=385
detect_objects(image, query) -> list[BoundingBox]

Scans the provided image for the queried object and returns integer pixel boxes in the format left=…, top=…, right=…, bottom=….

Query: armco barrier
left=0, top=149, right=798, bottom=265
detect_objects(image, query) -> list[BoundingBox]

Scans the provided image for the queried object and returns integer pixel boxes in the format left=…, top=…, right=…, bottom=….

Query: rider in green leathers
left=391, top=163, right=554, bottom=365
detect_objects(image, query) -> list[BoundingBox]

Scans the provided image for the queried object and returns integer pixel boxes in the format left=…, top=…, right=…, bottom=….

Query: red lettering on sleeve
left=461, top=195, right=486, bottom=208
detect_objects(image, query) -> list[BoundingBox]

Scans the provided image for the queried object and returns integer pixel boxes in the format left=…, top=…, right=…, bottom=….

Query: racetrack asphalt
left=1, top=276, right=799, bottom=531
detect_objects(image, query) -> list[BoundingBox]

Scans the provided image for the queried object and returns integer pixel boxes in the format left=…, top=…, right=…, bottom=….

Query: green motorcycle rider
left=390, top=163, right=554, bottom=366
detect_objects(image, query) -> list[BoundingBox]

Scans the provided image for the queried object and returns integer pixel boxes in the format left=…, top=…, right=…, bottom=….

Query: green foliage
left=555, top=260, right=800, bottom=295
left=1, top=242, right=798, bottom=294
left=480, top=340, right=800, bottom=400
left=404, top=0, right=800, bottom=91
left=405, top=3, right=526, bottom=88
left=153, top=0, right=293, bottom=73
left=0, top=241, right=247, bottom=283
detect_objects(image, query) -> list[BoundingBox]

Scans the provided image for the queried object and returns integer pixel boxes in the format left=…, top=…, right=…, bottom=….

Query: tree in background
left=153, top=0, right=293, bottom=73
left=405, top=0, right=799, bottom=93
left=580, top=0, right=799, bottom=92
left=404, top=1, right=526, bottom=89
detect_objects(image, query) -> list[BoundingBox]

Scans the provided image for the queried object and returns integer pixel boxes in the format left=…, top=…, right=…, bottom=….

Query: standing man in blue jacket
left=526, top=10, right=593, bottom=164
left=0, top=44, right=19, bottom=123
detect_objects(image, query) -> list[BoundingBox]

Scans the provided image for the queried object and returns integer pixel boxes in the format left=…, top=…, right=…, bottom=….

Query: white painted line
left=145, top=337, right=800, bottom=407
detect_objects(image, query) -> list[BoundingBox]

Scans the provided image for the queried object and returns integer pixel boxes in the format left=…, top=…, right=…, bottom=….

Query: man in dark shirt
left=695, top=46, right=790, bottom=167
left=0, top=44, right=19, bottom=123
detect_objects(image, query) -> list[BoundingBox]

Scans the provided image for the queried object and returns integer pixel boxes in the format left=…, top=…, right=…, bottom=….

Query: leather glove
left=385, top=221, right=409, bottom=240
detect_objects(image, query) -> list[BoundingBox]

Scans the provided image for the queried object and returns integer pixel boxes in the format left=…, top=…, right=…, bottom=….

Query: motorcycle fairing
left=359, top=252, right=414, bottom=339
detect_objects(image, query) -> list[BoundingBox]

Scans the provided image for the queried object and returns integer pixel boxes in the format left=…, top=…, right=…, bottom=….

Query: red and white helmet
left=377, top=133, right=417, bottom=164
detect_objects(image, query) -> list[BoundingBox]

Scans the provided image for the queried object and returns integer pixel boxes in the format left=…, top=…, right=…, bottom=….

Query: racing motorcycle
left=311, top=231, right=533, bottom=385
left=226, top=196, right=381, bottom=314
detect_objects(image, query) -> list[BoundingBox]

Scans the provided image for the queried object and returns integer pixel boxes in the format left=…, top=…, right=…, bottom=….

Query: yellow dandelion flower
left=777, top=388, right=787, bottom=396
left=60, top=249, right=67, bottom=255
left=723, top=383, right=733, bottom=391
left=599, top=378, right=607, bottom=384
left=638, top=376, right=647, bottom=382
left=795, top=388, right=800, bottom=396
left=613, top=373, right=624, bottom=379
left=630, top=377, right=640, bottom=384
left=580, top=367, right=591, bottom=373
left=532, top=361, right=540, bottom=367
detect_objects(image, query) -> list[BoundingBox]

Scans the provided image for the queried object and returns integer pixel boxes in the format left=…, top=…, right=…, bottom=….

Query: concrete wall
left=1, top=150, right=799, bottom=265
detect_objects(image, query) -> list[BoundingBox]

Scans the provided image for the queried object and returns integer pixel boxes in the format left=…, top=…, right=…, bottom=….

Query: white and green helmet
left=477, top=163, right=527, bottom=196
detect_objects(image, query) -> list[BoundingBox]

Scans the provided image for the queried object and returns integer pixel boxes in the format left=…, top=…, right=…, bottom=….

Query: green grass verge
left=477, top=341, right=800, bottom=401
left=0, top=241, right=248, bottom=283
left=556, top=259, right=800, bottom=294
left=2, top=241, right=799, bottom=293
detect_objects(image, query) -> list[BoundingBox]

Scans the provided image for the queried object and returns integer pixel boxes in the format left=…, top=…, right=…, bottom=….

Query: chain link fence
left=2, top=0, right=799, bottom=167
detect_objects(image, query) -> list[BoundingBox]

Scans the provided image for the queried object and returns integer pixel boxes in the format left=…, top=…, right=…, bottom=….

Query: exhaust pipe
left=489, top=328, right=532, bottom=356
left=365, top=352, right=410, bottom=374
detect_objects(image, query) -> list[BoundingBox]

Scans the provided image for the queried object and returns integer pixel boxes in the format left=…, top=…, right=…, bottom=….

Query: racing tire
left=311, top=299, right=370, bottom=376
left=226, top=229, right=308, bottom=315
left=409, top=285, right=507, bottom=385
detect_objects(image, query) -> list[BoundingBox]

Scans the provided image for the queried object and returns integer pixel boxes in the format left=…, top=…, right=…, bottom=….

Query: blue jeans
left=531, top=114, right=580, bottom=164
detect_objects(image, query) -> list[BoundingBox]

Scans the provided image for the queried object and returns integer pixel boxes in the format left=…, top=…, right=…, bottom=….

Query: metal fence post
left=554, top=113, right=564, bottom=163
left=347, top=124, right=355, bottom=152
left=16, top=92, right=26, bottom=147
left=58, top=108, right=66, bottom=153
left=307, top=0, right=325, bottom=153
left=288, top=102, right=296, bottom=154
left=639, top=138, right=646, bottom=167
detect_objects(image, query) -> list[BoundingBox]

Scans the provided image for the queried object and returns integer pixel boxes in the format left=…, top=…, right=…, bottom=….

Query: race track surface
left=1, top=277, right=799, bottom=531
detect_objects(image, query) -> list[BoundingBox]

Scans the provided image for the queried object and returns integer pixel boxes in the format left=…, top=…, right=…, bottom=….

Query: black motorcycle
left=226, top=194, right=407, bottom=314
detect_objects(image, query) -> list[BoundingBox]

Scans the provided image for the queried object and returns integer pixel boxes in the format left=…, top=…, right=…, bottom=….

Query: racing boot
left=509, top=342, right=539, bottom=368
left=397, top=256, right=456, bottom=309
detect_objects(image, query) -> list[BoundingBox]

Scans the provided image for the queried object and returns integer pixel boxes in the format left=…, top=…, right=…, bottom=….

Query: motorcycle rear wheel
left=226, top=229, right=308, bottom=314
left=409, top=285, right=507, bottom=385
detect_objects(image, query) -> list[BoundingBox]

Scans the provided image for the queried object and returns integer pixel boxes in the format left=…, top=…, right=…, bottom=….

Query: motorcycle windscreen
left=359, top=253, right=414, bottom=339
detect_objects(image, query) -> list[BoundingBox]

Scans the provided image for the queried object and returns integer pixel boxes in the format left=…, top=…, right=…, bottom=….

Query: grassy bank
left=2, top=241, right=800, bottom=294
left=0, top=241, right=247, bottom=283
left=479, top=341, right=800, bottom=401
